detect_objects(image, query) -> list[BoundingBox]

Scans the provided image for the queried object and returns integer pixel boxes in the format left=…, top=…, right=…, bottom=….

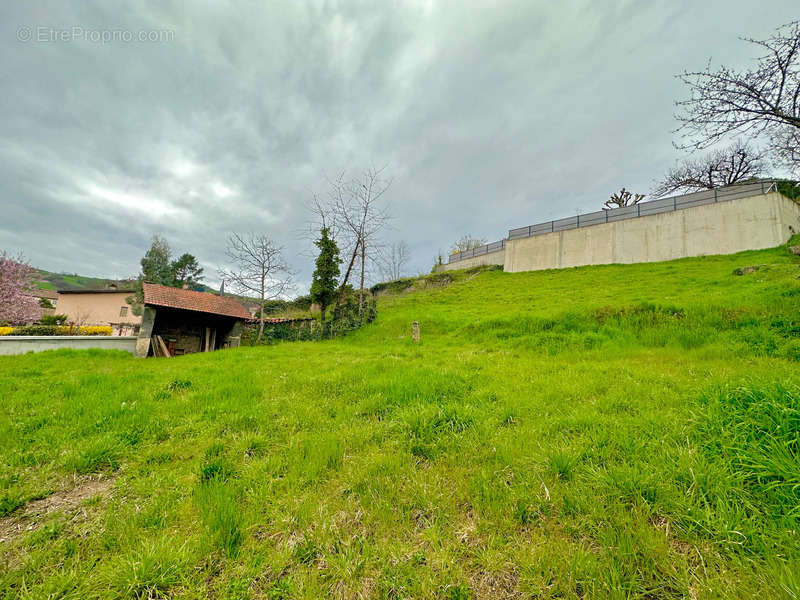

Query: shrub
left=370, top=278, right=416, bottom=295
left=328, top=292, right=377, bottom=336
left=776, top=179, right=800, bottom=201
left=244, top=290, right=377, bottom=345
left=262, top=299, right=289, bottom=314
left=290, top=294, right=313, bottom=311
left=243, top=320, right=320, bottom=345
left=77, top=326, right=113, bottom=336
left=40, top=314, right=68, bottom=325
left=9, top=325, right=62, bottom=336
left=0, top=324, right=112, bottom=336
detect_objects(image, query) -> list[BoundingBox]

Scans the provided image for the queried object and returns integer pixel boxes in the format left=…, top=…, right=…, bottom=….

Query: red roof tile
left=142, top=283, right=251, bottom=320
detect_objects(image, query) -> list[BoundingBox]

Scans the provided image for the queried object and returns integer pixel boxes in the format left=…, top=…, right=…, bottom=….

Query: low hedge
left=0, top=325, right=112, bottom=336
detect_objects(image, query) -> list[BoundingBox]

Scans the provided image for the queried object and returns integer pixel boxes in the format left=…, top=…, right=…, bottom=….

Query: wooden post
left=412, top=321, right=420, bottom=343
left=204, top=327, right=210, bottom=352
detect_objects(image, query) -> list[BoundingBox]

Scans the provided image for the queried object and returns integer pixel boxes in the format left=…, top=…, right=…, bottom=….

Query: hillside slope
left=33, top=268, right=221, bottom=295
left=33, top=269, right=132, bottom=291
left=2, top=243, right=800, bottom=599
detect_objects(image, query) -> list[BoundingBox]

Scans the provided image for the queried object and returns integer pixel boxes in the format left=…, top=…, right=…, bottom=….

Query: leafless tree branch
left=450, top=235, right=487, bottom=254
left=378, top=240, right=410, bottom=282
left=652, top=141, right=766, bottom=197
left=603, top=188, right=644, bottom=210
left=675, top=21, right=800, bottom=174
left=219, top=232, right=293, bottom=339
left=305, top=167, right=393, bottom=318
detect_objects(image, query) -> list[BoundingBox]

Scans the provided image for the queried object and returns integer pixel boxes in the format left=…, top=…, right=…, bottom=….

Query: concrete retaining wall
left=0, top=336, right=137, bottom=356
left=502, top=192, right=800, bottom=273
left=438, top=249, right=505, bottom=272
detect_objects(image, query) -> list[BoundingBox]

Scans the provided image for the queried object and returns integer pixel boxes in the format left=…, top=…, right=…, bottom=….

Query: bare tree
left=652, top=141, right=766, bottom=197
left=450, top=235, right=487, bottom=254
left=774, top=126, right=800, bottom=169
left=220, top=233, right=292, bottom=340
left=379, top=241, right=410, bottom=281
left=675, top=21, right=800, bottom=174
left=603, top=188, right=644, bottom=210
left=306, top=168, right=392, bottom=319
left=70, top=306, right=94, bottom=334
left=303, top=193, right=346, bottom=254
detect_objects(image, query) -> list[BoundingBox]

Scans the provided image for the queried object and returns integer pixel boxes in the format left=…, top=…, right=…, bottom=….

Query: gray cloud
left=1, top=1, right=796, bottom=290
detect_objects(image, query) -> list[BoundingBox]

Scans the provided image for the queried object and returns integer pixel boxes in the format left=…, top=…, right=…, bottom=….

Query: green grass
left=2, top=244, right=800, bottom=599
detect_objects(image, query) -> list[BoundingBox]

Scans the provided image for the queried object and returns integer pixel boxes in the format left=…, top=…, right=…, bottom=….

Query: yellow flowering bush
left=0, top=325, right=112, bottom=336
left=76, top=326, right=113, bottom=336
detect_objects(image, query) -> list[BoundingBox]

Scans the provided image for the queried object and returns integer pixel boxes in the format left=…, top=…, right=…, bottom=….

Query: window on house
left=119, top=306, right=128, bottom=317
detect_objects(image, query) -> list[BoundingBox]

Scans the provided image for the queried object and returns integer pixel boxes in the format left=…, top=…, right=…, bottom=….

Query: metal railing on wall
left=448, top=180, right=777, bottom=264
left=448, top=239, right=506, bottom=264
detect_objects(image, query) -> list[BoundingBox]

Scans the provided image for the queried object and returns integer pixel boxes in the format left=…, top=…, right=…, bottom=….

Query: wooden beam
left=156, top=335, right=171, bottom=358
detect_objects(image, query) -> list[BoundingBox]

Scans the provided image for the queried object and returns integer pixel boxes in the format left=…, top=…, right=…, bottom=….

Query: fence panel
left=605, top=205, right=638, bottom=222
left=552, top=216, right=578, bottom=231
left=639, top=197, right=675, bottom=216
left=579, top=210, right=607, bottom=226
left=447, top=239, right=505, bottom=263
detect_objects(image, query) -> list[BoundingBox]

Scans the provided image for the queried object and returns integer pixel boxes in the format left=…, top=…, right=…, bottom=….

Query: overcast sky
left=1, top=1, right=796, bottom=293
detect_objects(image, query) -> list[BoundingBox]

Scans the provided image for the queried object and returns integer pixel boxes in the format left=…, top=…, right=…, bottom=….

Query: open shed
left=135, top=283, right=251, bottom=357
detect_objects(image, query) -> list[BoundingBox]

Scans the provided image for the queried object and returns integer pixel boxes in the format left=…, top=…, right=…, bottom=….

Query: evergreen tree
left=127, top=237, right=204, bottom=315
left=140, top=235, right=173, bottom=285
left=171, top=253, right=204, bottom=289
left=310, top=227, right=341, bottom=324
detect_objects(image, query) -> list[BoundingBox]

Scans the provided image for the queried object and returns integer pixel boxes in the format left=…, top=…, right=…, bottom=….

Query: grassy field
left=2, top=241, right=800, bottom=599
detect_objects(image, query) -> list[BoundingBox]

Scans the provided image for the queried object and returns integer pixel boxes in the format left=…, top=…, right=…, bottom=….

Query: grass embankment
left=2, top=242, right=800, bottom=599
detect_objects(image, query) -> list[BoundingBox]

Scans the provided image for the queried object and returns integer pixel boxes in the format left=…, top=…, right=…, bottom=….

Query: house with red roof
left=135, top=283, right=251, bottom=357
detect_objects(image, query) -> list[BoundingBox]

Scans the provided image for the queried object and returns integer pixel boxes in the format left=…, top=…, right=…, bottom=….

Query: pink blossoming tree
left=0, top=251, right=41, bottom=325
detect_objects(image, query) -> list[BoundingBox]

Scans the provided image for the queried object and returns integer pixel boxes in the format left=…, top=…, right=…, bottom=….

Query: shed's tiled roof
left=142, top=283, right=251, bottom=320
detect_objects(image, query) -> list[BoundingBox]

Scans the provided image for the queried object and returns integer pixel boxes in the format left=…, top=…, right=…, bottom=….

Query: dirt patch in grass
left=470, top=566, right=520, bottom=599
left=0, top=475, right=114, bottom=544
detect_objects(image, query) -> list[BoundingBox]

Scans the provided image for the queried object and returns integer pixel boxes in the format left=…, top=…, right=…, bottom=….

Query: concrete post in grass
left=412, top=321, right=420, bottom=343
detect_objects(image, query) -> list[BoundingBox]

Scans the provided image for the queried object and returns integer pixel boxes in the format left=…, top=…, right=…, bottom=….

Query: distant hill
left=33, top=269, right=133, bottom=291
left=33, top=269, right=219, bottom=295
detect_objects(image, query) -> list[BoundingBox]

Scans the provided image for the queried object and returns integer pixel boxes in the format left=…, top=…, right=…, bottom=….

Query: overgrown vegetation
left=371, top=264, right=501, bottom=295
left=242, top=290, right=378, bottom=345
left=1, top=242, right=800, bottom=598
